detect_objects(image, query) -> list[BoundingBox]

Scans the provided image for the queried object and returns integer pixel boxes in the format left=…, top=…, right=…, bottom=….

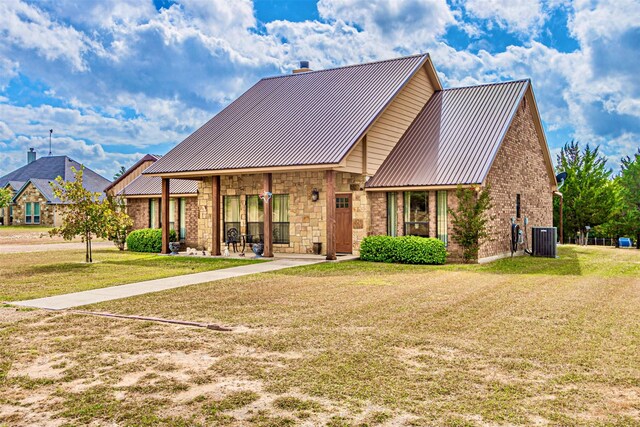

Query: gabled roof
left=0, top=156, right=111, bottom=198
left=12, top=178, right=60, bottom=203
left=145, top=54, right=441, bottom=176
left=118, top=174, right=198, bottom=196
left=3, top=180, right=25, bottom=191
left=104, top=154, right=160, bottom=192
left=366, top=80, right=545, bottom=188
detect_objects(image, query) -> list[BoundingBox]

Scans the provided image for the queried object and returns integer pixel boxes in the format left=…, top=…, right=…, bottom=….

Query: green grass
left=0, top=248, right=261, bottom=301
left=0, top=245, right=638, bottom=425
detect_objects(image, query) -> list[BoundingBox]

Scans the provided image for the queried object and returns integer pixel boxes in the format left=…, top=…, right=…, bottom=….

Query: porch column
left=326, top=170, right=336, bottom=260
left=161, top=178, right=170, bottom=254
left=211, top=176, right=221, bottom=255
left=559, top=194, right=563, bottom=244
left=263, top=173, right=273, bottom=257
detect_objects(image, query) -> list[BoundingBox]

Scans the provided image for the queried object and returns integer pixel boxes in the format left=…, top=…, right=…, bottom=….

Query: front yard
left=0, top=249, right=258, bottom=301
left=0, top=225, right=87, bottom=245
left=1, top=246, right=639, bottom=426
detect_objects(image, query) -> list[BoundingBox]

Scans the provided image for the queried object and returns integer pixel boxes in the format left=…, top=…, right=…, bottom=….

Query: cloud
left=463, top=0, right=546, bottom=35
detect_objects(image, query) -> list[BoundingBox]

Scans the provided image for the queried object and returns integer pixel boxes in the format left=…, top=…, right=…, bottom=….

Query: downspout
left=553, top=191, right=563, bottom=244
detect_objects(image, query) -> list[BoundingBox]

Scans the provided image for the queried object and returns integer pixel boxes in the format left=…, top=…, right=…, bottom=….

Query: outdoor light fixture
left=311, top=188, right=319, bottom=202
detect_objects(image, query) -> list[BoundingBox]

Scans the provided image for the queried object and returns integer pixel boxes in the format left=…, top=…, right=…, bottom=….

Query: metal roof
left=119, top=174, right=198, bottom=196
left=366, top=80, right=530, bottom=188
left=145, top=54, right=432, bottom=175
left=104, top=154, right=160, bottom=192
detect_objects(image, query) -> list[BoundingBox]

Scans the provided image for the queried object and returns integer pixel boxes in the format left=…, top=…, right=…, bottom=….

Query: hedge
left=126, top=228, right=178, bottom=253
left=360, top=235, right=447, bottom=265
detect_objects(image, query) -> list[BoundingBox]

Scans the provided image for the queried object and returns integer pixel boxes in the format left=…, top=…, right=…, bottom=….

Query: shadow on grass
left=278, top=246, right=586, bottom=277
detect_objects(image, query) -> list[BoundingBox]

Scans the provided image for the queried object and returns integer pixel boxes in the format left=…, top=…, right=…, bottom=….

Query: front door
left=335, top=194, right=352, bottom=253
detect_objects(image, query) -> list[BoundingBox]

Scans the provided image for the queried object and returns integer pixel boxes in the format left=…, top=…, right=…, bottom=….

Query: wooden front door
left=335, top=194, right=352, bottom=253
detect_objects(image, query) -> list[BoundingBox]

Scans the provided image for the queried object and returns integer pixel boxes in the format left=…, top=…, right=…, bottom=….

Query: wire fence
left=564, top=237, right=629, bottom=246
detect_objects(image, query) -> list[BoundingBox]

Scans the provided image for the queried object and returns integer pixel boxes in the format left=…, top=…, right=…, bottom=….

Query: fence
left=564, top=237, right=618, bottom=246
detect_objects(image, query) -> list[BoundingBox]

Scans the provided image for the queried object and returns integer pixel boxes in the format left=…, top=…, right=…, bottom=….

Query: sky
left=0, top=0, right=639, bottom=180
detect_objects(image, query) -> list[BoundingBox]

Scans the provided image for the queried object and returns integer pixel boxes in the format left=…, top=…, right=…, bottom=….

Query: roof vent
left=27, top=148, right=36, bottom=165
left=293, top=60, right=312, bottom=74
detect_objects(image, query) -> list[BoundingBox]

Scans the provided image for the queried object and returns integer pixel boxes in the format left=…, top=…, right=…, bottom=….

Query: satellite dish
left=556, top=172, right=567, bottom=189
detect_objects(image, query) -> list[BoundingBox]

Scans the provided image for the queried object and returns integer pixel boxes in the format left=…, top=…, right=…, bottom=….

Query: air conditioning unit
left=532, top=227, right=557, bottom=258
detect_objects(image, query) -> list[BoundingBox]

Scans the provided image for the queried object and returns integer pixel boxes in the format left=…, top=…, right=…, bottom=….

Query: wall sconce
left=311, top=188, right=319, bottom=202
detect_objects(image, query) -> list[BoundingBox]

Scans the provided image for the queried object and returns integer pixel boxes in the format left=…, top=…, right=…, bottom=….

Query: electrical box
left=532, top=227, right=557, bottom=258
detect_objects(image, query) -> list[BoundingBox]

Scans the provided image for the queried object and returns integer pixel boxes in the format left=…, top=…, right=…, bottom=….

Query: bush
left=360, top=235, right=447, bottom=265
left=126, top=228, right=177, bottom=253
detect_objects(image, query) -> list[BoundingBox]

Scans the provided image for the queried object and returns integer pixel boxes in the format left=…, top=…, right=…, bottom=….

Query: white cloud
left=463, top=0, right=546, bottom=35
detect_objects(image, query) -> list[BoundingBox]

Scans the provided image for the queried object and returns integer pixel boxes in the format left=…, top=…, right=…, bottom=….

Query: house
left=143, top=54, right=557, bottom=262
left=105, top=155, right=199, bottom=247
left=0, top=150, right=111, bottom=227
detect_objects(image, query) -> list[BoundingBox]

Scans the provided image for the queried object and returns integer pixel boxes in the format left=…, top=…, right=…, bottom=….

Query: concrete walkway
left=0, top=241, right=113, bottom=254
left=11, top=258, right=323, bottom=310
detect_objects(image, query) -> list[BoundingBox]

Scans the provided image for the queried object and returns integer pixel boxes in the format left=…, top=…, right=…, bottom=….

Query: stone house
left=143, top=54, right=557, bottom=262
left=105, top=155, right=199, bottom=248
left=0, top=150, right=111, bottom=227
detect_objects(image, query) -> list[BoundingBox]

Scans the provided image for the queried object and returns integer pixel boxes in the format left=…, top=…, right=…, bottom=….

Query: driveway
left=0, top=241, right=113, bottom=254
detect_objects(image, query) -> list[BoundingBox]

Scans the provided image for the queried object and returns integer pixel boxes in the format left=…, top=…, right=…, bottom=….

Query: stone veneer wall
left=480, top=97, right=554, bottom=261
left=126, top=196, right=199, bottom=248
left=11, top=183, right=57, bottom=226
left=197, top=171, right=369, bottom=255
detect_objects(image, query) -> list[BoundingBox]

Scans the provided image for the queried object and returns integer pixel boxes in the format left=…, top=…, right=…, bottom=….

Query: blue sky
left=0, top=0, right=639, bottom=179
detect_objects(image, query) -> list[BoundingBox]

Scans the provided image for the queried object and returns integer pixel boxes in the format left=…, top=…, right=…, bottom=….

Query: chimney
left=293, top=60, right=312, bottom=74
left=27, top=148, right=36, bottom=165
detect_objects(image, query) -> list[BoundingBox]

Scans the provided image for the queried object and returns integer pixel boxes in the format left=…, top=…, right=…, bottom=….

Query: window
left=272, top=194, right=289, bottom=244
left=386, top=192, right=397, bottom=237
left=516, top=194, right=521, bottom=219
left=336, top=196, right=349, bottom=208
left=246, top=195, right=264, bottom=243
left=223, top=195, right=240, bottom=238
left=436, top=191, right=448, bottom=246
left=403, top=191, right=429, bottom=236
left=24, top=202, right=40, bottom=224
left=149, top=199, right=159, bottom=228
left=169, top=198, right=176, bottom=231
left=179, top=198, right=186, bottom=240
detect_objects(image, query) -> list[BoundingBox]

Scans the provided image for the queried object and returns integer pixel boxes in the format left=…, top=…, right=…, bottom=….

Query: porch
left=158, top=170, right=370, bottom=260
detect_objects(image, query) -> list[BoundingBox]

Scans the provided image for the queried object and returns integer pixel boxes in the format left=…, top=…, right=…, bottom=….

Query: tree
left=105, top=195, right=133, bottom=251
left=0, top=188, right=11, bottom=209
left=554, top=141, right=615, bottom=243
left=449, top=185, right=492, bottom=263
left=49, top=167, right=110, bottom=263
left=113, top=165, right=126, bottom=180
left=619, top=148, right=640, bottom=248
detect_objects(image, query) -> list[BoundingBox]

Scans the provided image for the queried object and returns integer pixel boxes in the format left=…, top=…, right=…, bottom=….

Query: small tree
left=0, top=187, right=11, bottom=226
left=50, top=167, right=109, bottom=263
left=105, top=195, right=133, bottom=251
left=449, top=185, right=492, bottom=263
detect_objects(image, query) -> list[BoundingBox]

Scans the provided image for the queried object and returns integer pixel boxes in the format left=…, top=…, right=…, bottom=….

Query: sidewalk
left=11, top=258, right=323, bottom=310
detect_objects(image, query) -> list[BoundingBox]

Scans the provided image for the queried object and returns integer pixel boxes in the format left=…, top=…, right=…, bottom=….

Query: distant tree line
left=555, top=141, right=640, bottom=248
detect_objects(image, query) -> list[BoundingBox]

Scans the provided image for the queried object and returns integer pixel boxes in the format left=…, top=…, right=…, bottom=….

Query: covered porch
left=158, top=170, right=367, bottom=260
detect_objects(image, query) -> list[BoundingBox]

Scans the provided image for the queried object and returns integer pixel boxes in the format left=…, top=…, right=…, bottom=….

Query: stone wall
left=480, top=97, right=554, bottom=261
left=11, top=183, right=56, bottom=226
left=197, top=171, right=369, bottom=255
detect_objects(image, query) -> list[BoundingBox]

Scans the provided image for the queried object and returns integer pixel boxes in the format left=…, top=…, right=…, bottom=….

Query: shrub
left=126, top=228, right=177, bottom=253
left=449, top=185, right=492, bottom=263
left=360, top=235, right=447, bottom=265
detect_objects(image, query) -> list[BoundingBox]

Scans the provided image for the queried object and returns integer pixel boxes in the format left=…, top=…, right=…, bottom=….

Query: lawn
left=1, top=246, right=639, bottom=426
left=0, top=225, right=107, bottom=245
left=0, top=248, right=260, bottom=301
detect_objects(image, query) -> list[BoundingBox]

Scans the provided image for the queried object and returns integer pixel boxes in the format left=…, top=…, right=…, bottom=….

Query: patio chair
left=226, top=227, right=240, bottom=252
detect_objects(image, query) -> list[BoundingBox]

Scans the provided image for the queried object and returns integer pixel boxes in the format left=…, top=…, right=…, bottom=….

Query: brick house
left=105, top=155, right=199, bottom=248
left=143, top=54, right=557, bottom=262
left=0, top=150, right=111, bottom=227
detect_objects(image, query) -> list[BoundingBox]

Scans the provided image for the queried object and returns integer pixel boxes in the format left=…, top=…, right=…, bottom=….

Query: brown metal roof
left=145, top=54, right=433, bottom=175
left=104, top=154, right=159, bottom=192
left=118, top=174, right=198, bottom=196
left=366, top=80, right=530, bottom=188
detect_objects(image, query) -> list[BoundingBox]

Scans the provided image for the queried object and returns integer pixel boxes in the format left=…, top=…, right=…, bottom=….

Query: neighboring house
left=0, top=149, right=111, bottom=227
left=143, top=54, right=556, bottom=262
left=105, top=155, right=199, bottom=248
